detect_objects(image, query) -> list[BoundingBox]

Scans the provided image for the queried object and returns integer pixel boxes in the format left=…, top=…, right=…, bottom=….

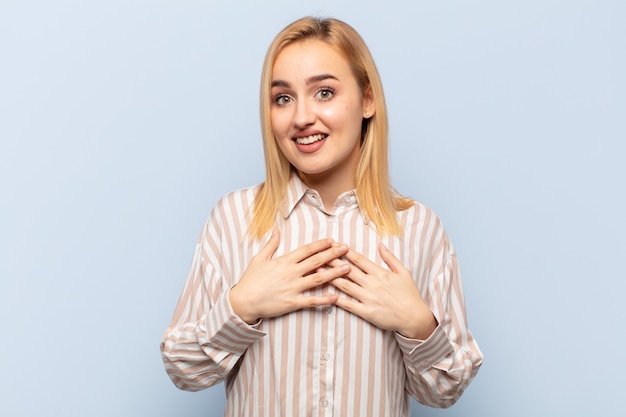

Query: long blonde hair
left=251, top=16, right=412, bottom=239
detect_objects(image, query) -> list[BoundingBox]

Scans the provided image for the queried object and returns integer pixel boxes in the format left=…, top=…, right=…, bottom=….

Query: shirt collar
left=279, top=174, right=368, bottom=224
left=279, top=174, right=309, bottom=219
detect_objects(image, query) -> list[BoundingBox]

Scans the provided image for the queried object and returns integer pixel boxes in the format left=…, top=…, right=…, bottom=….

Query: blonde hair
left=251, top=16, right=413, bottom=239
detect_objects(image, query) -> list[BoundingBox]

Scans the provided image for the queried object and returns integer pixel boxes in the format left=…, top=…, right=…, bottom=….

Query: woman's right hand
left=229, top=229, right=350, bottom=324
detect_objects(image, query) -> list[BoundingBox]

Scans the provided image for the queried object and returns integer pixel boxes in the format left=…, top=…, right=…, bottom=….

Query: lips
left=292, top=132, right=328, bottom=154
left=293, top=133, right=328, bottom=145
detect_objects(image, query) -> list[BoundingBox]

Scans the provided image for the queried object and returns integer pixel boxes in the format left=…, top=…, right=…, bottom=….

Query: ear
left=362, top=87, right=376, bottom=119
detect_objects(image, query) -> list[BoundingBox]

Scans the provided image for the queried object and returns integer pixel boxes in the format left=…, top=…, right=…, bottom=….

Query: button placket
left=318, top=269, right=336, bottom=417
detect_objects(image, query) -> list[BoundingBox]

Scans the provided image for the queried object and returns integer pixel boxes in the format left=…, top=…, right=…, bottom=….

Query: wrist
left=229, top=285, right=258, bottom=324
left=399, top=312, right=438, bottom=340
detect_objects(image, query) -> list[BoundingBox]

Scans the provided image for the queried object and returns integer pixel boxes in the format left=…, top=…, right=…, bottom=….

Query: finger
left=326, top=258, right=366, bottom=286
left=378, top=243, right=405, bottom=273
left=331, top=277, right=365, bottom=300
left=342, top=248, right=379, bottom=273
left=257, top=228, right=281, bottom=260
left=283, top=238, right=335, bottom=263
left=326, top=258, right=344, bottom=268
left=301, top=263, right=350, bottom=291
left=295, top=293, right=338, bottom=309
left=297, top=243, right=349, bottom=273
left=332, top=293, right=363, bottom=317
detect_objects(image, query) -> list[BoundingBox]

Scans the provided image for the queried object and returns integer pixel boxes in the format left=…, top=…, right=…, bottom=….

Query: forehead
left=271, top=39, right=353, bottom=81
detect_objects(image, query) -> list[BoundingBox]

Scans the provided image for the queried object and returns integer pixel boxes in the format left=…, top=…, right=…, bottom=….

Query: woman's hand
left=329, top=243, right=437, bottom=340
left=229, top=229, right=350, bottom=324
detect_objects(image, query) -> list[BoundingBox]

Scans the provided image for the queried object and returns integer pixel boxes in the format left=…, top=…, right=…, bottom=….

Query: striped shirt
left=161, top=175, right=482, bottom=416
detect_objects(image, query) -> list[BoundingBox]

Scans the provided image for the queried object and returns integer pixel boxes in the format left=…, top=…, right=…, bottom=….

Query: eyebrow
left=271, top=74, right=339, bottom=88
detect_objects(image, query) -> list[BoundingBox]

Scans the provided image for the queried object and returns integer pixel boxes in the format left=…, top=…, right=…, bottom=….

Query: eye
left=315, top=87, right=335, bottom=101
left=274, top=94, right=293, bottom=106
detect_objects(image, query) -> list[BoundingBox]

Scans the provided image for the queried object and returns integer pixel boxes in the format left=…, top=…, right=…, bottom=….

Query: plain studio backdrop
left=1, top=1, right=624, bottom=416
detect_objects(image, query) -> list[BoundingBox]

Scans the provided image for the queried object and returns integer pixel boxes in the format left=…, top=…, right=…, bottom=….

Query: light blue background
left=1, top=1, right=624, bottom=416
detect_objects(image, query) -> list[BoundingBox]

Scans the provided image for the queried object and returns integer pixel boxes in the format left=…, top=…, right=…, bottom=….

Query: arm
left=160, top=217, right=266, bottom=392
left=161, top=204, right=351, bottom=391
left=395, top=233, right=483, bottom=408
left=330, top=229, right=482, bottom=407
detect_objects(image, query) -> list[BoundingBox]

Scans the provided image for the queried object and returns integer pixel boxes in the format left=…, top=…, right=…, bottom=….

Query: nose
left=293, top=99, right=315, bottom=129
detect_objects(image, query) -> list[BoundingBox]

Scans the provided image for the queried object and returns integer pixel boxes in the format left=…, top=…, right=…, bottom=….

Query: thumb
left=379, top=243, right=402, bottom=272
left=258, top=228, right=280, bottom=259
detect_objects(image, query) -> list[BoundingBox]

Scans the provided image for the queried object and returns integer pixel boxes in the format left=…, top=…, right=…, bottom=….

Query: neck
left=296, top=141, right=361, bottom=211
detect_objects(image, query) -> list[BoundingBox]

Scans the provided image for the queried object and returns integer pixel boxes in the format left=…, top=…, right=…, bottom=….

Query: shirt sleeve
left=160, top=210, right=266, bottom=392
left=395, top=228, right=483, bottom=408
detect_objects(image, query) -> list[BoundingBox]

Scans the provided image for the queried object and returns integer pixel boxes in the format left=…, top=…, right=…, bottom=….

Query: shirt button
left=325, top=306, right=332, bottom=315
left=329, top=216, right=336, bottom=223
left=322, top=352, right=331, bottom=361
left=321, top=399, right=329, bottom=408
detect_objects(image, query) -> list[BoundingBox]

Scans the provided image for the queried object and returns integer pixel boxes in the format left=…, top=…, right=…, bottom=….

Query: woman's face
left=270, top=39, right=374, bottom=189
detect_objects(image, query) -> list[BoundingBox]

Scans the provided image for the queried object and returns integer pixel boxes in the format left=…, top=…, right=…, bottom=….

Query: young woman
left=161, top=16, right=482, bottom=417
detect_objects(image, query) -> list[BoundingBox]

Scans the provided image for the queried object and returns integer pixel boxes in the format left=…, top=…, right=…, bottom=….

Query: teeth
left=295, top=134, right=325, bottom=145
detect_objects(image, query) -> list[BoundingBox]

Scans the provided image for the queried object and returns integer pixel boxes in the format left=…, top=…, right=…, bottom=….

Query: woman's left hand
left=329, top=243, right=437, bottom=340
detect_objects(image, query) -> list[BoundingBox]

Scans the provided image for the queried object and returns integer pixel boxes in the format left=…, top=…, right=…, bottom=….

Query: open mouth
left=293, top=133, right=328, bottom=145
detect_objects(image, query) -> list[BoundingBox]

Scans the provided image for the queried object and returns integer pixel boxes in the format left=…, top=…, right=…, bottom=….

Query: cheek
left=318, top=100, right=363, bottom=122
left=270, top=110, right=290, bottom=137
left=318, top=106, right=349, bottom=128
left=320, top=100, right=363, bottom=128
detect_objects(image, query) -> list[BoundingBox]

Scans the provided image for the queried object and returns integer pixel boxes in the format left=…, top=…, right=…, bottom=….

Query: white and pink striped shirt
left=161, top=175, right=482, bottom=416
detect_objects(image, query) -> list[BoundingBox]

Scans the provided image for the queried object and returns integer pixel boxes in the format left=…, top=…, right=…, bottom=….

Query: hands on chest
left=229, top=229, right=437, bottom=340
